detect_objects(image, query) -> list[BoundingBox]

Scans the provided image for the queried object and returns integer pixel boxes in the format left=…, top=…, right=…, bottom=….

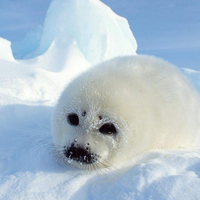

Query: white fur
left=52, top=55, right=200, bottom=169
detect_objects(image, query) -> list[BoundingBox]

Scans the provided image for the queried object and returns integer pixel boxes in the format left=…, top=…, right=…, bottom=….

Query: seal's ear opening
left=99, top=123, right=117, bottom=135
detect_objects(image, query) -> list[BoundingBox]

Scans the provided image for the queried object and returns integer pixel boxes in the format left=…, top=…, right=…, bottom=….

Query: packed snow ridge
left=0, top=0, right=200, bottom=199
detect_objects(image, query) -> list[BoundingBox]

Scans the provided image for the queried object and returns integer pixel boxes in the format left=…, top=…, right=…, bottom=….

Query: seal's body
left=52, top=55, right=200, bottom=170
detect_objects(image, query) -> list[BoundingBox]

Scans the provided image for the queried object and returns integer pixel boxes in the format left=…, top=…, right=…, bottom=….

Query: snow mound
left=0, top=38, right=15, bottom=61
left=16, top=0, right=137, bottom=67
left=0, top=45, right=89, bottom=105
left=0, top=0, right=138, bottom=105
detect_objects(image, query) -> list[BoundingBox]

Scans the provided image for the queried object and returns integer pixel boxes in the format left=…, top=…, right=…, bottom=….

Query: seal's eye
left=99, top=123, right=117, bottom=135
left=67, top=113, right=79, bottom=126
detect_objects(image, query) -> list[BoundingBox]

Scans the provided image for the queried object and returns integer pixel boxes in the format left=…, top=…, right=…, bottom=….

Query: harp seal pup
left=51, top=55, right=200, bottom=170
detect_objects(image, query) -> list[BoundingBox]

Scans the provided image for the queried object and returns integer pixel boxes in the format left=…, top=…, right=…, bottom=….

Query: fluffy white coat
left=52, top=55, right=200, bottom=169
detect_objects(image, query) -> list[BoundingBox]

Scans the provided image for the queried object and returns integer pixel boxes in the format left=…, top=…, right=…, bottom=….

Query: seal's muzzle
left=64, top=143, right=98, bottom=164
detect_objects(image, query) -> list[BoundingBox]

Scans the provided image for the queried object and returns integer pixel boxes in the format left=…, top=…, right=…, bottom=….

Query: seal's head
left=51, top=56, right=136, bottom=170
left=52, top=55, right=200, bottom=170
left=51, top=90, right=130, bottom=170
left=51, top=79, right=131, bottom=170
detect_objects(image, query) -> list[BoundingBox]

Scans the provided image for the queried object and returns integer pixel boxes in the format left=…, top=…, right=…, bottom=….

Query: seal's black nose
left=64, top=144, right=94, bottom=164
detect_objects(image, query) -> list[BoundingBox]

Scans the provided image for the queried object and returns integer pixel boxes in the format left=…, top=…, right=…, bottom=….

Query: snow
left=0, top=38, right=15, bottom=61
left=16, top=0, right=137, bottom=66
left=0, top=0, right=200, bottom=199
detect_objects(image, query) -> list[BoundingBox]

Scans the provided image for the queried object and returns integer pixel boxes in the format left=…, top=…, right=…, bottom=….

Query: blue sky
left=0, top=0, right=199, bottom=70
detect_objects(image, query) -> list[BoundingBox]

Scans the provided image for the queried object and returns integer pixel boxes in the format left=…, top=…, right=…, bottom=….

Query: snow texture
left=0, top=0, right=200, bottom=199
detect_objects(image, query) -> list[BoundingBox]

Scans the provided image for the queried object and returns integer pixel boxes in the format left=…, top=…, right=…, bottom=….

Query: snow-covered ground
left=0, top=0, right=200, bottom=199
